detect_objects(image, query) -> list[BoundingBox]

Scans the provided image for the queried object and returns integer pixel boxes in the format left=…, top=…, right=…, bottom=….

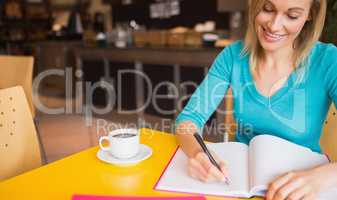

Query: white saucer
left=96, top=144, right=152, bottom=165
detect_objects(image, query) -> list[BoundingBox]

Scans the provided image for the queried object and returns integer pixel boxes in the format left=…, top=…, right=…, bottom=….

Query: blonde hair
left=242, top=0, right=327, bottom=80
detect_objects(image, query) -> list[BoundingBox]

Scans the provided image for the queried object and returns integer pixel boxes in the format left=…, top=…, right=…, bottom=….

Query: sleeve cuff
left=174, top=115, right=204, bottom=135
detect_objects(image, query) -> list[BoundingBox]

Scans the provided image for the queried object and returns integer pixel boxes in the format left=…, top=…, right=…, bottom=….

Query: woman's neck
left=261, top=45, right=295, bottom=71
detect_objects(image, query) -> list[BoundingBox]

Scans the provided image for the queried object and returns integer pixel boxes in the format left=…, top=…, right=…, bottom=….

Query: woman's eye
left=288, top=15, right=299, bottom=20
left=263, top=5, right=274, bottom=12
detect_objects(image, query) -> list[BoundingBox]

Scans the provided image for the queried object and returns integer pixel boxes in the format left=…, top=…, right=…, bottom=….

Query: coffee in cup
left=99, top=128, right=139, bottom=159
left=112, top=133, right=137, bottom=138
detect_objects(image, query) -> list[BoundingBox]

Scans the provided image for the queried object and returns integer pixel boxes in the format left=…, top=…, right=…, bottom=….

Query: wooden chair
left=224, top=88, right=237, bottom=142
left=224, top=89, right=337, bottom=161
left=0, top=55, right=35, bottom=117
left=0, top=55, right=47, bottom=164
left=320, top=105, right=337, bottom=161
left=0, top=86, right=42, bottom=181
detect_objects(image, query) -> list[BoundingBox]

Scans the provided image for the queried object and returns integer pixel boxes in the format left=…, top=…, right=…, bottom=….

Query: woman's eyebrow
left=265, top=1, right=305, bottom=12
left=266, top=0, right=275, bottom=7
left=288, top=7, right=305, bottom=12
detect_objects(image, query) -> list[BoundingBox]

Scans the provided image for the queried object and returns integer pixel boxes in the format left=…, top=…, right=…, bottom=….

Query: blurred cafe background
left=0, top=0, right=336, bottom=164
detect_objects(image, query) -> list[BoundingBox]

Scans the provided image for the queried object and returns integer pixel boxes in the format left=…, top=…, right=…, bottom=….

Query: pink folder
left=72, top=195, right=206, bottom=200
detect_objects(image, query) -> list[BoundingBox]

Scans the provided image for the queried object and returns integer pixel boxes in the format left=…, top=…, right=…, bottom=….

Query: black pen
left=193, top=133, right=230, bottom=185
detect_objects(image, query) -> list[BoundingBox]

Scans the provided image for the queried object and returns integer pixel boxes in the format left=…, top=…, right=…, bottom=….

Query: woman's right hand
left=187, top=151, right=229, bottom=183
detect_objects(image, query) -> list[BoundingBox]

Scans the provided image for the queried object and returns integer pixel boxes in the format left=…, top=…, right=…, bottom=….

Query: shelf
left=1, top=18, right=51, bottom=27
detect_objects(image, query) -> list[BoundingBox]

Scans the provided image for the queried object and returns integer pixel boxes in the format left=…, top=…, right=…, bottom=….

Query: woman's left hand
left=266, top=163, right=337, bottom=200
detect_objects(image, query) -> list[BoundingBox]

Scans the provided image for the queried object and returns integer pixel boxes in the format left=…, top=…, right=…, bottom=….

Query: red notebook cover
left=72, top=195, right=206, bottom=200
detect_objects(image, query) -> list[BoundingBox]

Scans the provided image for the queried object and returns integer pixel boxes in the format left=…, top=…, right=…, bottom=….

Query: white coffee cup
left=99, top=128, right=140, bottom=159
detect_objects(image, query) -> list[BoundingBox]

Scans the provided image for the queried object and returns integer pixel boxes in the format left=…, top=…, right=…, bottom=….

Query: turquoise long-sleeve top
left=176, top=40, right=337, bottom=153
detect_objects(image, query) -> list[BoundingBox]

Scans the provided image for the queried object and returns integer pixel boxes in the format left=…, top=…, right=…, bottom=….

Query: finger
left=188, top=158, right=208, bottom=178
left=196, top=153, right=226, bottom=181
left=287, top=186, right=310, bottom=200
left=209, top=151, right=229, bottom=177
left=218, top=160, right=229, bottom=177
left=200, top=169, right=219, bottom=183
left=301, top=193, right=316, bottom=200
left=195, top=152, right=214, bottom=173
left=273, top=178, right=303, bottom=200
left=188, top=166, right=215, bottom=182
left=188, top=163, right=218, bottom=183
left=210, top=150, right=221, bottom=162
left=188, top=161, right=213, bottom=182
left=187, top=168, right=198, bottom=180
left=266, top=172, right=295, bottom=200
left=208, top=165, right=227, bottom=182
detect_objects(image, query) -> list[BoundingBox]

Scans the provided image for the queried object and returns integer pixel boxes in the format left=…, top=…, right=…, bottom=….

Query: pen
left=193, top=133, right=230, bottom=185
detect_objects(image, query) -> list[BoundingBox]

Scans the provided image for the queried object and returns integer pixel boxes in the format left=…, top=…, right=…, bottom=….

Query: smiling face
left=255, top=0, right=312, bottom=52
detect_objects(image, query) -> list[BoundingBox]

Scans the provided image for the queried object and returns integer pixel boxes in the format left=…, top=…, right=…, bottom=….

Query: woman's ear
left=307, top=9, right=313, bottom=21
left=307, top=13, right=312, bottom=21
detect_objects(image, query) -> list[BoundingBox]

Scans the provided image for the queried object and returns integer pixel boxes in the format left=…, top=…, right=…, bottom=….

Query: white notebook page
left=249, top=135, right=329, bottom=190
left=156, top=142, right=250, bottom=197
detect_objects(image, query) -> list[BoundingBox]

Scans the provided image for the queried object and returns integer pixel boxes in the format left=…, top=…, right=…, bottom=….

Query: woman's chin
left=259, top=38, right=288, bottom=52
left=261, top=43, right=281, bottom=52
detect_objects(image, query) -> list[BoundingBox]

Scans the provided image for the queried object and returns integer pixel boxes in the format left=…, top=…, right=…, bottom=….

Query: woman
left=175, top=0, right=337, bottom=199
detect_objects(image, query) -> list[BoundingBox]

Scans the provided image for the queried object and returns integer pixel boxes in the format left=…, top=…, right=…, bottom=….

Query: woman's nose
left=267, top=15, right=284, bottom=32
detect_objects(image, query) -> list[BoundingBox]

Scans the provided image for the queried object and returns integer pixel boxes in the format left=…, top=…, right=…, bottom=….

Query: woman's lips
left=262, top=27, right=287, bottom=43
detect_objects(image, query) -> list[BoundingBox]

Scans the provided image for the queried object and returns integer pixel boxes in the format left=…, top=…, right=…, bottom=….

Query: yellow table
left=0, top=129, right=261, bottom=200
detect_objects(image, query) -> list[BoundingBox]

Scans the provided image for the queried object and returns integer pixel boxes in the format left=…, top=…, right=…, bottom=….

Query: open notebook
left=154, top=135, right=329, bottom=198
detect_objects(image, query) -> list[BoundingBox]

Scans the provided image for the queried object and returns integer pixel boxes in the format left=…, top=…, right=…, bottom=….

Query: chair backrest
left=224, top=88, right=237, bottom=141
left=224, top=89, right=337, bottom=161
left=0, top=56, right=35, bottom=117
left=0, top=86, right=41, bottom=181
left=320, top=105, right=337, bottom=161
